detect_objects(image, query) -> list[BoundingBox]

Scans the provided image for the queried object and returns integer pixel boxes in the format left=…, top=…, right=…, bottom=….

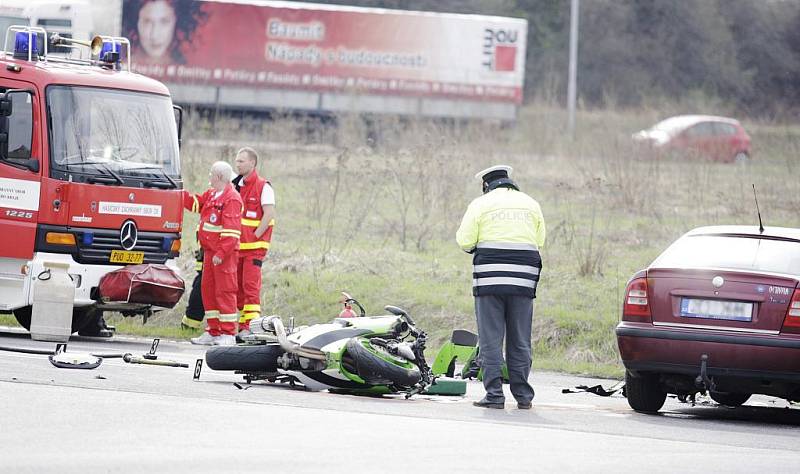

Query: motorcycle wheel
left=345, top=338, right=421, bottom=388
left=205, top=343, right=283, bottom=372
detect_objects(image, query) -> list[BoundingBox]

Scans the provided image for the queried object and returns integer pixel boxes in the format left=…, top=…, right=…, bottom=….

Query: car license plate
left=110, top=250, right=144, bottom=264
left=680, top=298, right=753, bottom=322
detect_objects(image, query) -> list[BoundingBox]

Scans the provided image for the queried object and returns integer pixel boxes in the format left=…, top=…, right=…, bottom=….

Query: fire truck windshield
left=47, top=86, right=180, bottom=185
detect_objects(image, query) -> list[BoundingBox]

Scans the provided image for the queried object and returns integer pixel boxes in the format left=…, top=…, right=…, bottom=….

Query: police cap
left=474, top=165, right=513, bottom=183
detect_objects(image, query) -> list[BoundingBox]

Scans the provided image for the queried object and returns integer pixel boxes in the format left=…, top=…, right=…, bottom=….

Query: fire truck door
left=0, top=81, right=41, bottom=259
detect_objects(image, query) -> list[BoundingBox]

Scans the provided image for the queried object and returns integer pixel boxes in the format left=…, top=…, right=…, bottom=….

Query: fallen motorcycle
left=205, top=296, right=449, bottom=397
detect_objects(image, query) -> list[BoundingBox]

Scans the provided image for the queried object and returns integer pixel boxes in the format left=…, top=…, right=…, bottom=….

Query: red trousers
left=237, top=249, right=266, bottom=330
left=201, top=253, right=239, bottom=336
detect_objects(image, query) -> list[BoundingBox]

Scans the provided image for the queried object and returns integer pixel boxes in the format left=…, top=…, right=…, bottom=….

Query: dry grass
left=96, top=104, right=800, bottom=376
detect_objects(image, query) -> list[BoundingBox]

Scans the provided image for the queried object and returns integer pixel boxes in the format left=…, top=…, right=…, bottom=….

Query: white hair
left=210, top=161, right=234, bottom=182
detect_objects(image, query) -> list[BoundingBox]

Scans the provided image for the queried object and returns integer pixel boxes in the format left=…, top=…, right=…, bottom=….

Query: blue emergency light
left=99, top=40, right=123, bottom=68
left=81, top=232, right=94, bottom=246
left=13, top=31, right=40, bottom=60
left=162, top=237, right=173, bottom=251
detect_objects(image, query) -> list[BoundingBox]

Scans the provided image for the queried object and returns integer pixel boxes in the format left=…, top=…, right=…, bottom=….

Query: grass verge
left=6, top=104, right=799, bottom=380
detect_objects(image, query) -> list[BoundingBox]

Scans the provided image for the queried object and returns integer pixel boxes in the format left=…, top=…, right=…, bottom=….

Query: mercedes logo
left=120, top=220, right=138, bottom=251
left=712, top=276, right=724, bottom=288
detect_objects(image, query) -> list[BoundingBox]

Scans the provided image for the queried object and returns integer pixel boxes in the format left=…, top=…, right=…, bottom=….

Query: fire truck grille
left=76, top=230, right=172, bottom=265
left=36, top=223, right=180, bottom=266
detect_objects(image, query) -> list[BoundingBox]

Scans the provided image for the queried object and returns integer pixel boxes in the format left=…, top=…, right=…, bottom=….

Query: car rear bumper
left=616, top=323, right=800, bottom=382
left=621, top=360, right=800, bottom=383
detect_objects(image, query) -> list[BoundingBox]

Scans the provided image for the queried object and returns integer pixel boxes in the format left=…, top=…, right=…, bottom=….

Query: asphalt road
left=1, top=327, right=798, bottom=473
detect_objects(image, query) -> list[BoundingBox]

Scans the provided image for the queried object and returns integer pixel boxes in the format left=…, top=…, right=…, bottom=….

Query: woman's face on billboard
left=137, top=0, right=177, bottom=60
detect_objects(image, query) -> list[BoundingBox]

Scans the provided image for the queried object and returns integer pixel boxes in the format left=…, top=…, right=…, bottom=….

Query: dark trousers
left=184, top=271, right=204, bottom=323
left=475, top=294, right=535, bottom=404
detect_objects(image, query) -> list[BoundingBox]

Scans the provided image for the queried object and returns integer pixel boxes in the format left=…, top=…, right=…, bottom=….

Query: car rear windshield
left=651, top=234, right=800, bottom=275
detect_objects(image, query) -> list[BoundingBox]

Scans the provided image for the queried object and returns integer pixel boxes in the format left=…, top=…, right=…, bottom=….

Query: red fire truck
left=0, top=26, right=183, bottom=335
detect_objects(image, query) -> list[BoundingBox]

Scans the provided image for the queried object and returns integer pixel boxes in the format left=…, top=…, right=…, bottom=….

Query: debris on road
left=48, top=350, right=103, bottom=370
left=122, top=353, right=188, bottom=368
left=562, top=381, right=625, bottom=397
left=0, top=345, right=56, bottom=356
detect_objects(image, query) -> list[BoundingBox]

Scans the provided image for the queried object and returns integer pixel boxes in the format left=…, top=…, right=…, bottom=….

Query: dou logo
left=482, top=28, right=519, bottom=72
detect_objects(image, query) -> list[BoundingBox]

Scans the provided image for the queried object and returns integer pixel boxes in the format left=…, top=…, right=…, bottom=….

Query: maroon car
left=616, top=225, right=800, bottom=413
left=632, top=115, right=751, bottom=163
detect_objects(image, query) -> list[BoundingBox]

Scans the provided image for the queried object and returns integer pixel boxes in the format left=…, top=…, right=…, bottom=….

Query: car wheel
left=13, top=305, right=98, bottom=333
left=733, top=152, right=749, bottom=164
left=625, top=371, right=667, bottom=413
left=710, top=391, right=751, bottom=407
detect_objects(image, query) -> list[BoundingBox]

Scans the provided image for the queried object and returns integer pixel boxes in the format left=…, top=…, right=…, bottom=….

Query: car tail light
left=622, top=277, right=651, bottom=322
left=781, top=289, right=800, bottom=334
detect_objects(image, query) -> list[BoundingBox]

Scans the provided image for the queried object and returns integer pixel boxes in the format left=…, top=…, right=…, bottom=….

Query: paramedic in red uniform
left=183, top=161, right=243, bottom=346
left=232, top=147, right=275, bottom=340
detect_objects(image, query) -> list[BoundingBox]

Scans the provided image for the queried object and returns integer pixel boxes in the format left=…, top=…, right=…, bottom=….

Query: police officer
left=456, top=165, right=546, bottom=409
left=183, top=161, right=243, bottom=346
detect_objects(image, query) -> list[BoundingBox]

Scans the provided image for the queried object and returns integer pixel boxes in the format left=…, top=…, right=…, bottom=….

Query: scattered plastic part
left=422, top=377, right=467, bottom=396
left=48, top=351, right=103, bottom=369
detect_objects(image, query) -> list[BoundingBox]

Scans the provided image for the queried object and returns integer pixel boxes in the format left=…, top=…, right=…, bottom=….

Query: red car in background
left=632, top=115, right=751, bottom=163
left=616, top=226, right=800, bottom=413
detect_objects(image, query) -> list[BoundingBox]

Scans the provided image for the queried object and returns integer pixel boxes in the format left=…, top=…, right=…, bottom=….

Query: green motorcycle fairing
left=281, top=315, right=420, bottom=393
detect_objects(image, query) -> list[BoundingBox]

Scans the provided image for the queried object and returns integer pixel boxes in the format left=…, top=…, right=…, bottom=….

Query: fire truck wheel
left=12, top=305, right=98, bottom=334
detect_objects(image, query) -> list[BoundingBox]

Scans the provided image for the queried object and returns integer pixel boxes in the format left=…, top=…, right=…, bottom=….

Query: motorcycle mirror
left=384, top=305, right=408, bottom=318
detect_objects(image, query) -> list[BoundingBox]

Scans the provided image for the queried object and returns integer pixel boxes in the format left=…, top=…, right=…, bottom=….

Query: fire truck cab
left=0, top=26, right=183, bottom=334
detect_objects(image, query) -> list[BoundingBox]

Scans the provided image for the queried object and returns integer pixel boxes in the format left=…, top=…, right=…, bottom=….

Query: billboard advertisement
left=121, top=0, right=527, bottom=104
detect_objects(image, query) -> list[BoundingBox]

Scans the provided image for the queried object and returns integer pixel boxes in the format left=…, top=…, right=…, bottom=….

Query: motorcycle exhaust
left=249, top=316, right=273, bottom=335
left=251, top=315, right=326, bottom=361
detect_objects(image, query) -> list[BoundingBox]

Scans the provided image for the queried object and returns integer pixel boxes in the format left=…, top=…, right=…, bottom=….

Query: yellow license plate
left=110, top=250, right=144, bottom=264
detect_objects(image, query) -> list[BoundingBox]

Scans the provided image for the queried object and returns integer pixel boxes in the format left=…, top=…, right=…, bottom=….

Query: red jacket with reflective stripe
left=234, top=171, right=274, bottom=252
left=183, top=185, right=243, bottom=260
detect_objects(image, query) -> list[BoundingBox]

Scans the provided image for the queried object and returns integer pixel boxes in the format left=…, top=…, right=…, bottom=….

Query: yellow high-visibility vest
left=456, top=188, right=546, bottom=252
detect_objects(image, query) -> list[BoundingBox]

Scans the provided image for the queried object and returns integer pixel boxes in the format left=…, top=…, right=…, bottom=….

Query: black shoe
left=473, top=399, right=505, bottom=409
left=517, top=401, right=532, bottom=409
left=79, top=315, right=115, bottom=338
